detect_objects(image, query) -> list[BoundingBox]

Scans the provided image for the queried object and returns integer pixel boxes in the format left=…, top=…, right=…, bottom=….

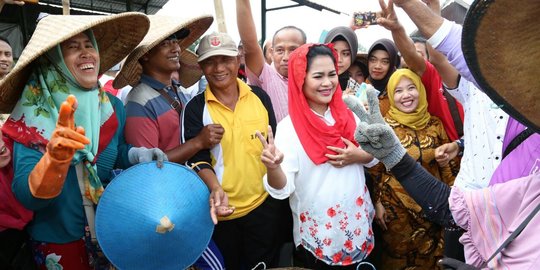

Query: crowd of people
left=0, top=0, right=538, bottom=269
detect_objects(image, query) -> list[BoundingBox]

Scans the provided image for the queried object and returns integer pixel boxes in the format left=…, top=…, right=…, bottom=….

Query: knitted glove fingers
left=365, top=86, right=385, bottom=124
left=343, top=95, right=369, bottom=123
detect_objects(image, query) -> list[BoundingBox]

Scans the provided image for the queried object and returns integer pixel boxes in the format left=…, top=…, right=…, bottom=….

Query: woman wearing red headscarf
left=257, top=43, right=377, bottom=269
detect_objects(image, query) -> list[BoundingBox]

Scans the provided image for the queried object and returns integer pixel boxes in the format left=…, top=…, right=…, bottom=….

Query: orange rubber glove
left=29, top=95, right=90, bottom=199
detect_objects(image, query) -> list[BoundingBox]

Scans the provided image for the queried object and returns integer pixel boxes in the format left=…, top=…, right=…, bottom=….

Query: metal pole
left=213, top=0, right=227, bottom=33
left=261, top=0, right=266, bottom=46
left=62, top=0, right=70, bottom=15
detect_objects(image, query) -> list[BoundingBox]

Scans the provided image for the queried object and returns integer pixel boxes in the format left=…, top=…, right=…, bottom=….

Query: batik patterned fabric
left=369, top=116, right=458, bottom=269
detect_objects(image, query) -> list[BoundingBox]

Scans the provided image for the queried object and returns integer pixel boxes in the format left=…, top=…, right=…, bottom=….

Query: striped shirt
left=124, top=75, right=181, bottom=151
left=246, top=63, right=289, bottom=122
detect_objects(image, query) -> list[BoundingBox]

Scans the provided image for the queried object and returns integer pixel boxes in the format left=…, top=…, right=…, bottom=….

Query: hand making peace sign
left=256, top=125, right=283, bottom=169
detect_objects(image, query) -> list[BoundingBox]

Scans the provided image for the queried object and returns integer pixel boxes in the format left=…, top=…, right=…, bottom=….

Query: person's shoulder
left=249, top=85, right=267, bottom=97
left=184, top=91, right=206, bottom=110
left=127, top=83, right=158, bottom=102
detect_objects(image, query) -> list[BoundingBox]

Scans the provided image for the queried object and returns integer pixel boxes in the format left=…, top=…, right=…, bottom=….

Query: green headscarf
left=7, top=30, right=114, bottom=203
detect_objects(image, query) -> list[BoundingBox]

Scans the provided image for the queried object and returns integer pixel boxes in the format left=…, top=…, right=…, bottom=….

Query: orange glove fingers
left=53, top=127, right=90, bottom=146
left=57, top=95, right=78, bottom=129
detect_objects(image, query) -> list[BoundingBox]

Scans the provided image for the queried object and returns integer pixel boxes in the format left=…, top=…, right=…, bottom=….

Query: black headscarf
left=324, top=26, right=359, bottom=90
left=367, top=38, right=400, bottom=95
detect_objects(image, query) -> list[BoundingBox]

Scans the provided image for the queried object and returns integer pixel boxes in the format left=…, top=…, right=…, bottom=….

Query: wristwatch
left=454, top=138, right=464, bottom=157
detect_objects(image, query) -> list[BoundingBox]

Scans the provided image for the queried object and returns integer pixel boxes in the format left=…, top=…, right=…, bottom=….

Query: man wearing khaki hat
left=113, top=15, right=228, bottom=270
left=183, top=32, right=281, bottom=269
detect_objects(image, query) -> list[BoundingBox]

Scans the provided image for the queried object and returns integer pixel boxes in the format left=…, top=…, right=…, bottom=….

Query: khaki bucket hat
left=0, top=12, right=150, bottom=113
left=462, top=0, right=539, bottom=132
left=113, top=15, right=213, bottom=89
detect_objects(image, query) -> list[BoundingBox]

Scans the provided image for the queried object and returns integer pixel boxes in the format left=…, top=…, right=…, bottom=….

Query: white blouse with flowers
left=264, top=110, right=377, bottom=266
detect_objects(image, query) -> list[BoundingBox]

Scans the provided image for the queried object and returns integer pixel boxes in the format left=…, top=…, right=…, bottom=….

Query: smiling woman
left=259, top=43, right=378, bottom=268
left=0, top=13, right=171, bottom=270
left=60, top=32, right=100, bottom=89
left=367, top=68, right=458, bottom=269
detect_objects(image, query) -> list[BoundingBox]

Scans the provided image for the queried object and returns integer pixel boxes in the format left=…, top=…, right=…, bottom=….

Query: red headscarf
left=288, top=43, right=358, bottom=165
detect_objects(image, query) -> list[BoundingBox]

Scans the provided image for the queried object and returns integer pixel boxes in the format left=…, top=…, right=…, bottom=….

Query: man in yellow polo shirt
left=182, top=32, right=281, bottom=269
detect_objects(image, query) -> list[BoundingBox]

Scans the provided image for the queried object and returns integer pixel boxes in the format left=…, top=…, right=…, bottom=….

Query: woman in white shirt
left=257, top=43, right=377, bottom=269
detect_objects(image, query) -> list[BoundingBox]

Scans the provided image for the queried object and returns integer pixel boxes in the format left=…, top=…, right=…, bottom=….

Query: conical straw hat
left=462, top=0, right=539, bottom=132
left=0, top=12, right=150, bottom=113
left=113, top=15, right=213, bottom=89
left=178, top=49, right=203, bottom=88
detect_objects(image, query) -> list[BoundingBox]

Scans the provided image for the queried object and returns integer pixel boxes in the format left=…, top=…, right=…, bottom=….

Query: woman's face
left=332, top=40, right=351, bottom=75
left=368, top=49, right=390, bottom=80
left=61, top=33, right=100, bottom=89
left=393, top=76, right=419, bottom=113
left=348, top=64, right=365, bottom=83
left=302, top=55, right=338, bottom=115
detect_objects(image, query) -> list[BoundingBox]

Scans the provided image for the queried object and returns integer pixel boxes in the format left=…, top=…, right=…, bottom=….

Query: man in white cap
left=183, top=31, right=281, bottom=269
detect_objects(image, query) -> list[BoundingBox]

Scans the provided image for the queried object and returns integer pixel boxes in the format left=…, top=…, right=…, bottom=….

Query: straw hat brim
left=113, top=15, right=213, bottom=89
left=462, top=0, right=539, bottom=132
left=178, top=49, right=203, bottom=88
left=95, top=162, right=214, bottom=269
left=0, top=12, right=150, bottom=114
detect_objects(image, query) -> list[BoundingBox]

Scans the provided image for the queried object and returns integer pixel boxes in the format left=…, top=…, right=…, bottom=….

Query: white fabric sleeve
left=363, top=157, right=379, bottom=168
left=428, top=19, right=453, bottom=48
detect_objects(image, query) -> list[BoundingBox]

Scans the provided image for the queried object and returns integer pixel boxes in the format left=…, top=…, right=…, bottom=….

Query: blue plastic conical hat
left=95, top=162, right=213, bottom=270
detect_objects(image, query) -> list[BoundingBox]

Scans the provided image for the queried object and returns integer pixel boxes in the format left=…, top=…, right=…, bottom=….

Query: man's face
left=141, top=39, right=181, bottom=79
left=271, top=29, right=304, bottom=78
left=199, top=55, right=240, bottom=92
left=0, top=40, right=14, bottom=79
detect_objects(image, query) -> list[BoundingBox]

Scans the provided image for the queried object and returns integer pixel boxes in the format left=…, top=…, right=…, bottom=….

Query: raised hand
left=422, top=0, right=441, bottom=15
left=378, top=0, right=402, bottom=31
left=256, top=125, right=283, bottom=169
left=48, top=95, right=90, bottom=160
left=354, top=122, right=406, bottom=169
left=29, top=95, right=90, bottom=199
left=343, top=85, right=384, bottom=125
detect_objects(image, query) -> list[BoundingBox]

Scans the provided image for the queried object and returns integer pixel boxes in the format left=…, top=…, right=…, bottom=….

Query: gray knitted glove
left=128, top=147, right=168, bottom=168
left=343, top=85, right=385, bottom=125
left=344, top=86, right=406, bottom=170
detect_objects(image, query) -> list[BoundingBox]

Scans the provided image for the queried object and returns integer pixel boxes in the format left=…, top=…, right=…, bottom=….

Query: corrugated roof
left=37, top=0, right=168, bottom=15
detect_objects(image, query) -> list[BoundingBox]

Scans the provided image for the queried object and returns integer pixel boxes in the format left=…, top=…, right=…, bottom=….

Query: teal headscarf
left=5, top=30, right=114, bottom=203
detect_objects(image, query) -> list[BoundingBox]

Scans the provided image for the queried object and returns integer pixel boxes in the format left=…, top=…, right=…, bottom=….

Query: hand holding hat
left=128, top=147, right=168, bottom=168
left=209, top=185, right=235, bottom=224
left=344, top=87, right=406, bottom=170
left=29, top=95, right=90, bottom=198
